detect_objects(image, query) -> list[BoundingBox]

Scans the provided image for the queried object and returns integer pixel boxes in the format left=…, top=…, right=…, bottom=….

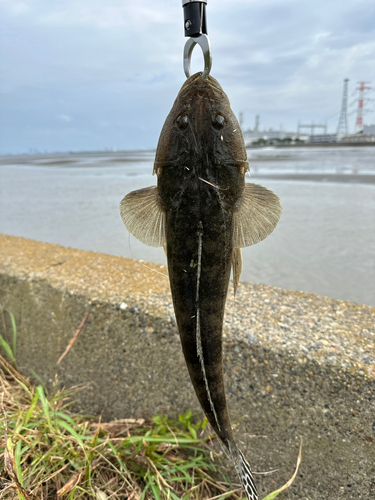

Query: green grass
left=0, top=353, right=245, bottom=500
left=0, top=311, right=301, bottom=499
left=0, top=308, right=17, bottom=366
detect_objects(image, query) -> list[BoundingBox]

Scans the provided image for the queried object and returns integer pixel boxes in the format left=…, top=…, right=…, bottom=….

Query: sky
left=1, top=0, right=375, bottom=154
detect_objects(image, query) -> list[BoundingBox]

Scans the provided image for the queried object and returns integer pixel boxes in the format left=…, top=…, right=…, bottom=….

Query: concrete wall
left=1, top=234, right=374, bottom=499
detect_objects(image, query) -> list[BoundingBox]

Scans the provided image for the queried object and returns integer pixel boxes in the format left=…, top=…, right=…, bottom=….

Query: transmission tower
left=355, top=81, right=372, bottom=131
left=336, top=79, right=349, bottom=140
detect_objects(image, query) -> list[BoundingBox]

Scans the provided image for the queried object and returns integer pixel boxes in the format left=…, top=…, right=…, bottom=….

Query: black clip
left=182, top=0, right=208, bottom=38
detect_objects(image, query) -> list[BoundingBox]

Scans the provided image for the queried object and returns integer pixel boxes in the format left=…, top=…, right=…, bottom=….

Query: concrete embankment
left=0, top=234, right=374, bottom=499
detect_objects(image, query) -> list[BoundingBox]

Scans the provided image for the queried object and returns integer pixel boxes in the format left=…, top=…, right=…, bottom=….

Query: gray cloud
left=1, top=0, right=374, bottom=153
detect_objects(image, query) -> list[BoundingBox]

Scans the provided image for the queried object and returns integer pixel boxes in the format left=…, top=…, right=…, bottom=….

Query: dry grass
left=0, top=354, right=245, bottom=500
left=0, top=309, right=301, bottom=500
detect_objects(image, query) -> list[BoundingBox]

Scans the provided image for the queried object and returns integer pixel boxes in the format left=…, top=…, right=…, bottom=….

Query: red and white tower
left=355, top=81, right=371, bottom=131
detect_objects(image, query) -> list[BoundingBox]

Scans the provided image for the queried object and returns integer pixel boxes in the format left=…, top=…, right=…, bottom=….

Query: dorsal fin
left=119, top=186, right=166, bottom=247
left=233, top=183, right=282, bottom=248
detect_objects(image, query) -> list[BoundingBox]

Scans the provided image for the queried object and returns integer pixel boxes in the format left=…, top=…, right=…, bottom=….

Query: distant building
left=341, top=133, right=375, bottom=143
left=307, top=134, right=337, bottom=144
left=339, top=124, right=375, bottom=143
left=243, top=128, right=298, bottom=146
left=363, top=124, right=375, bottom=135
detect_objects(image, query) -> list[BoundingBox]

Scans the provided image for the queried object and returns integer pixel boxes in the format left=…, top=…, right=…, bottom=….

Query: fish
left=120, top=72, right=282, bottom=500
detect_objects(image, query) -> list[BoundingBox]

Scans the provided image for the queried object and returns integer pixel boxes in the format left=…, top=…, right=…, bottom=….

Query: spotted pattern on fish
left=239, top=450, right=258, bottom=500
left=119, top=72, right=282, bottom=500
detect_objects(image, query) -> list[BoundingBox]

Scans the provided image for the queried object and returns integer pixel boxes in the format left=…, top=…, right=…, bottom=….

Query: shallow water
left=1, top=147, right=374, bottom=306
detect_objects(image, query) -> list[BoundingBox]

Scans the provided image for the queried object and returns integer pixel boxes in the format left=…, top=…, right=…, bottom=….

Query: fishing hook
left=182, top=0, right=212, bottom=80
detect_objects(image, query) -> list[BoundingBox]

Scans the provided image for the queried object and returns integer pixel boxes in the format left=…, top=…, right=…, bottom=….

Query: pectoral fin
left=232, top=248, right=243, bottom=296
left=119, top=186, right=166, bottom=247
left=233, top=183, right=282, bottom=248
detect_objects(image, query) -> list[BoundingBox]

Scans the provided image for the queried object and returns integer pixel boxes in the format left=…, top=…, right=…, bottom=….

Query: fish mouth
left=179, top=72, right=224, bottom=95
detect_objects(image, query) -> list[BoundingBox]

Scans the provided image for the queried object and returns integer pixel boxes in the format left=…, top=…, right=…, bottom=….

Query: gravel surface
left=1, top=233, right=374, bottom=499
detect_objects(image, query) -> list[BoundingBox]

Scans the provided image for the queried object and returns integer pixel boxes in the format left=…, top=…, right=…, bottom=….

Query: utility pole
left=337, top=79, right=349, bottom=140
left=254, top=114, right=259, bottom=132
left=355, top=81, right=372, bottom=132
left=239, top=111, right=244, bottom=130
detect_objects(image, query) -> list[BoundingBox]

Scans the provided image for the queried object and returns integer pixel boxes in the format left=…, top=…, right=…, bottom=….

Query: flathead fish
left=120, top=72, right=281, bottom=500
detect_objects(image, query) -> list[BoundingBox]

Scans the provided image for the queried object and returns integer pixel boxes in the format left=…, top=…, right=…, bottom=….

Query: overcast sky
left=1, top=0, right=375, bottom=154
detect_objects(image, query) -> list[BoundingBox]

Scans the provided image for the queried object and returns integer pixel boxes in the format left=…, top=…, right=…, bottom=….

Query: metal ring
left=183, top=34, right=212, bottom=80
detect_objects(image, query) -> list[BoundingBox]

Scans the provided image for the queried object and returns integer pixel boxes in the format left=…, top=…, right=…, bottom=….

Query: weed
left=0, top=354, right=243, bottom=499
left=0, top=308, right=17, bottom=366
left=0, top=310, right=302, bottom=500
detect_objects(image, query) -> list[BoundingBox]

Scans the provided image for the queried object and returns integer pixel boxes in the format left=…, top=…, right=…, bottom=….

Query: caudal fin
left=238, top=450, right=258, bottom=500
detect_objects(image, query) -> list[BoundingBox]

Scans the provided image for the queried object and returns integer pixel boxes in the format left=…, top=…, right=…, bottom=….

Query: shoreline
left=250, top=173, right=375, bottom=184
left=249, top=141, right=375, bottom=148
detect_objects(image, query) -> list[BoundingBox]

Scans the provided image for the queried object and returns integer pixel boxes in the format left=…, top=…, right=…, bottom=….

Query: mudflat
left=252, top=173, right=375, bottom=184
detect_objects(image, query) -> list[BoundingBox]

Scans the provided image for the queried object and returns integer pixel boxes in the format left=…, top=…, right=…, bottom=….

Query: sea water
left=1, top=147, right=374, bottom=306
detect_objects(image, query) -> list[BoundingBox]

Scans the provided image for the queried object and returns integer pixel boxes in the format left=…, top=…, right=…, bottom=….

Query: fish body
left=120, top=73, right=282, bottom=500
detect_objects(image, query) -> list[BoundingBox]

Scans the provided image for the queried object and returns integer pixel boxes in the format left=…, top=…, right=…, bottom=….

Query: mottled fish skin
left=156, top=73, right=257, bottom=499
left=156, top=73, right=246, bottom=447
left=120, top=72, right=282, bottom=500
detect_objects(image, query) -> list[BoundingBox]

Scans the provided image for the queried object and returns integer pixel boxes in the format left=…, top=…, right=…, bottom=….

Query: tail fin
left=238, top=450, right=258, bottom=500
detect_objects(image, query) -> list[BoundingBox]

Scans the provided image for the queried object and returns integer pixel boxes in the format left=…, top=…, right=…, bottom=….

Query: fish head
left=154, top=72, right=248, bottom=209
left=154, top=72, right=248, bottom=170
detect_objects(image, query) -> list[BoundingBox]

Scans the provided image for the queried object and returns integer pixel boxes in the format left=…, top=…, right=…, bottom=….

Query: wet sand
left=252, top=173, right=375, bottom=184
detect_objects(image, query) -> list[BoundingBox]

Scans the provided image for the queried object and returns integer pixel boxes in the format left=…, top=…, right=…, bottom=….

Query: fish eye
left=212, top=114, right=225, bottom=130
left=177, top=114, right=189, bottom=130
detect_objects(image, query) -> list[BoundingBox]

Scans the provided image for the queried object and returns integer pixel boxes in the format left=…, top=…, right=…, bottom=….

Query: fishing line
left=127, top=232, right=168, bottom=279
